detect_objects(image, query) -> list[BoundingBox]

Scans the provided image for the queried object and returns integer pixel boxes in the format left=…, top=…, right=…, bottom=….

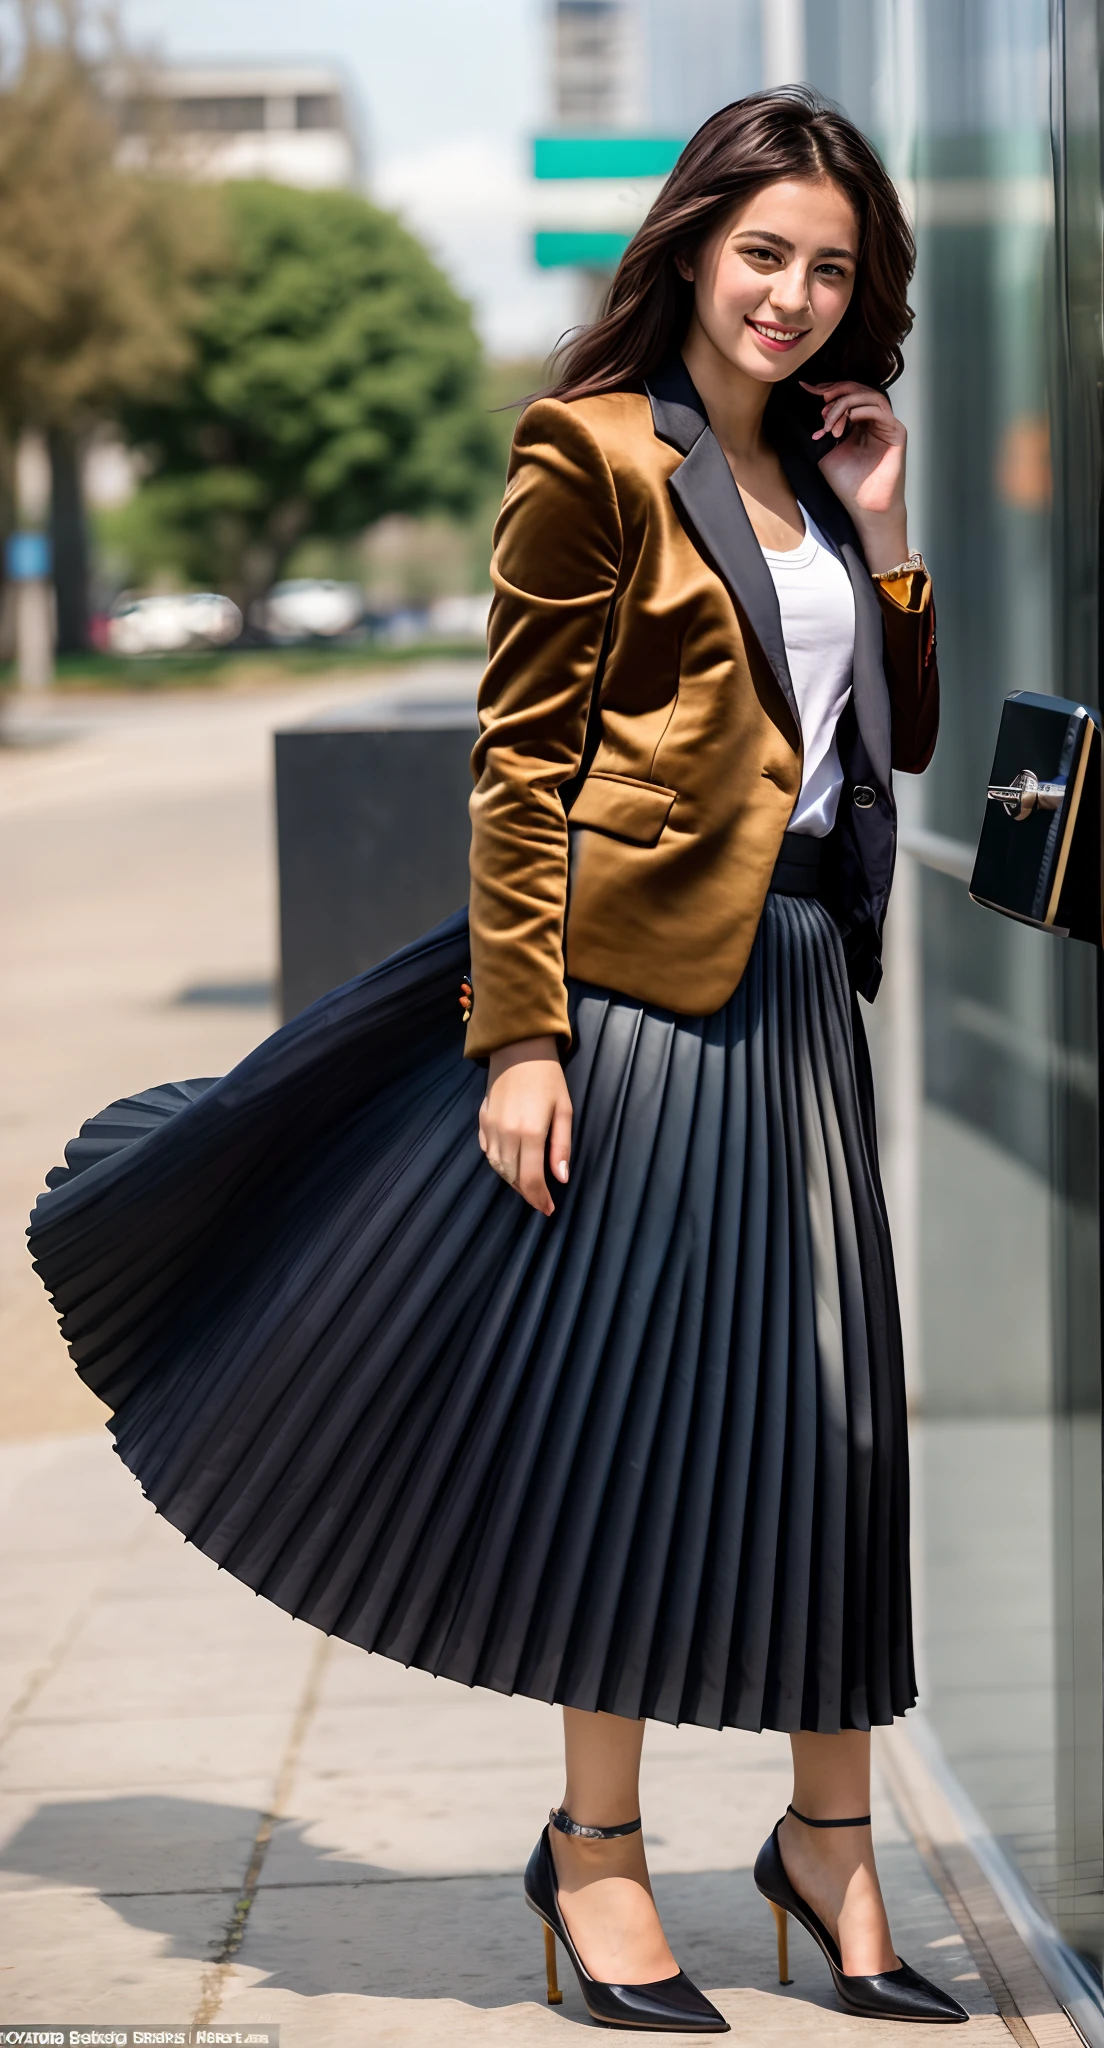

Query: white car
left=108, top=592, right=243, bottom=656
left=252, top=580, right=366, bottom=642
left=426, top=594, right=492, bottom=641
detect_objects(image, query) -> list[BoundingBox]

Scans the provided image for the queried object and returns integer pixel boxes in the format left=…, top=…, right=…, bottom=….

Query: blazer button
left=853, top=784, right=877, bottom=809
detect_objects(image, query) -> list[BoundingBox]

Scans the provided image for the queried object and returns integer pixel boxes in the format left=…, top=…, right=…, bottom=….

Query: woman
left=29, top=88, right=966, bottom=2035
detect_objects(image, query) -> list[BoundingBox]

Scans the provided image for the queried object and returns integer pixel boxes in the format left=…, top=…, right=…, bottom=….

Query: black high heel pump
left=524, top=1807, right=729, bottom=2032
left=754, top=1806, right=969, bottom=2023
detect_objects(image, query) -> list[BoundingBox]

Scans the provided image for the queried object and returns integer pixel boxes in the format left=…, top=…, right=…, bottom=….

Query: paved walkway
left=0, top=682, right=1082, bottom=2043
left=0, top=1431, right=1026, bottom=2044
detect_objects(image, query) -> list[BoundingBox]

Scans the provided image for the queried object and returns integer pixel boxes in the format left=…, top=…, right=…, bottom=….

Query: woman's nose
left=771, top=273, right=810, bottom=319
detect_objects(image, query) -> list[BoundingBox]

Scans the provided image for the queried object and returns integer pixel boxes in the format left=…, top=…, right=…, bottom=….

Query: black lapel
left=772, top=405, right=893, bottom=789
left=645, top=355, right=894, bottom=789
left=645, top=353, right=709, bottom=460
left=645, top=358, right=801, bottom=735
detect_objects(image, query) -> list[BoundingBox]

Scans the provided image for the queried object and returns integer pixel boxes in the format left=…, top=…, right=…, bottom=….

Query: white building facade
left=116, top=64, right=362, bottom=192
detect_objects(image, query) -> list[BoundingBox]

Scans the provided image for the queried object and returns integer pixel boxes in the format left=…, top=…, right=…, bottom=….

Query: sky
left=120, top=0, right=578, bottom=358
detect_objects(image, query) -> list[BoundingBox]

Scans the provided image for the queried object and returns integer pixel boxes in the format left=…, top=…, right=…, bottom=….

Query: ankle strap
left=550, top=1807, right=642, bottom=1840
left=787, top=1803, right=871, bottom=1829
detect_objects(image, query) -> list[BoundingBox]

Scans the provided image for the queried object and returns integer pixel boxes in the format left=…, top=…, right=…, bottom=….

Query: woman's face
left=676, top=176, right=860, bottom=382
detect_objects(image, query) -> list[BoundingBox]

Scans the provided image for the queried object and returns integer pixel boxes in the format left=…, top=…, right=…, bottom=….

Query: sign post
left=9, top=429, right=55, bottom=690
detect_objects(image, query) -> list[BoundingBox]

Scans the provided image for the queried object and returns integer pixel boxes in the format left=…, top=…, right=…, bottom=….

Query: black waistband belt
left=769, top=830, right=825, bottom=897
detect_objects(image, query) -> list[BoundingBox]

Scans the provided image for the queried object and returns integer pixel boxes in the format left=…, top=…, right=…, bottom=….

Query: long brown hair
left=549, top=87, right=915, bottom=409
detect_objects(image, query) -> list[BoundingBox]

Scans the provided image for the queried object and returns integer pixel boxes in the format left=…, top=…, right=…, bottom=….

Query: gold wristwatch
left=871, top=550, right=925, bottom=582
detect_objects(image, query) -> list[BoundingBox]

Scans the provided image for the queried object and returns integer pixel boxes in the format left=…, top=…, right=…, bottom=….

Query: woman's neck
left=680, top=318, right=773, bottom=464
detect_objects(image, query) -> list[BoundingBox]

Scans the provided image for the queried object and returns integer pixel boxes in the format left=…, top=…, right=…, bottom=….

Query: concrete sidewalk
left=0, top=1430, right=1079, bottom=2046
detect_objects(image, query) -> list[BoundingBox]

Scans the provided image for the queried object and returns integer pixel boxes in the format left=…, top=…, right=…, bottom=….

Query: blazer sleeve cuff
left=873, top=566, right=932, bottom=613
left=461, top=928, right=572, bottom=1062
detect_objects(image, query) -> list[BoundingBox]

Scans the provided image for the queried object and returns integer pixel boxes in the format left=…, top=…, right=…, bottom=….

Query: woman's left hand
left=799, top=379, right=907, bottom=543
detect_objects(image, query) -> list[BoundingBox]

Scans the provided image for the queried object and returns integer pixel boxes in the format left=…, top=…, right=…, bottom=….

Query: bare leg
left=779, top=1731, right=898, bottom=1975
left=548, top=1706, right=679, bottom=1984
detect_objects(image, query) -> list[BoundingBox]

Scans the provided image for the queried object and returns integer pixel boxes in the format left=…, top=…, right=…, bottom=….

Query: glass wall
left=618, top=0, right=1104, bottom=1990
left=808, top=0, right=1104, bottom=1992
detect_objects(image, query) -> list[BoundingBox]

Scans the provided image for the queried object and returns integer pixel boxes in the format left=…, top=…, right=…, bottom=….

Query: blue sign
left=6, top=531, right=52, bottom=581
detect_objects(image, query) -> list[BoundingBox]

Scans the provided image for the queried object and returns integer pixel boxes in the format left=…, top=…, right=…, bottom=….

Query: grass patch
left=0, top=638, right=486, bottom=693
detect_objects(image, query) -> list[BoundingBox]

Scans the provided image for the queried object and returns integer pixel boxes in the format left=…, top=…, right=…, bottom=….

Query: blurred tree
left=0, top=6, right=218, bottom=648
left=119, top=181, right=501, bottom=614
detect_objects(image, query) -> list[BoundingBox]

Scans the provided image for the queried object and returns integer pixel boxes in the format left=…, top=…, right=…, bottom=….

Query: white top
left=760, top=502, right=856, bottom=837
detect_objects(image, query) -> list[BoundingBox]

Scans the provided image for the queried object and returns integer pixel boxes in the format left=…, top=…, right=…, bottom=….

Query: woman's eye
left=742, top=246, right=780, bottom=263
left=816, top=263, right=849, bottom=279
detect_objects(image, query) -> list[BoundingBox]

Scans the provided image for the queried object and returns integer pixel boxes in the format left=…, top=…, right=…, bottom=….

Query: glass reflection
left=908, top=0, right=1102, bottom=1973
left=808, top=0, right=1103, bottom=1977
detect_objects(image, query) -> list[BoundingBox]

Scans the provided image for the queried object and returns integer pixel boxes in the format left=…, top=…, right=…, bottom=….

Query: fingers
left=517, top=1129, right=554, bottom=1216
left=483, top=1121, right=551, bottom=1213
left=800, top=378, right=887, bottom=398
left=549, top=1097, right=573, bottom=1187
left=820, top=394, right=880, bottom=429
left=812, top=398, right=903, bottom=442
left=487, top=1115, right=561, bottom=1215
left=801, top=379, right=896, bottom=439
left=484, top=1135, right=521, bottom=1192
left=479, top=1097, right=521, bottom=1193
left=480, top=1055, right=572, bottom=1217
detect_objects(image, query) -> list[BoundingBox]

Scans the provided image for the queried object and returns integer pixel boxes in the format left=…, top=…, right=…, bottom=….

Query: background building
left=552, top=0, right=640, bottom=127
left=117, top=62, right=362, bottom=189
left=534, top=0, right=804, bottom=289
left=84, top=62, right=364, bottom=537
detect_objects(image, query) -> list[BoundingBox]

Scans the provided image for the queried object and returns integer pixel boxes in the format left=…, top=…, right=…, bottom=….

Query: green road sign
left=533, top=136, right=686, bottom=180
left=534, top=230, right=633, bottom=268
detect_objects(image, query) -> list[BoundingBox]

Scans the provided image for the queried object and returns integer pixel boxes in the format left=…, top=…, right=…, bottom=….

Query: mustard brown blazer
left=465, top=354, right=938, bottom=1061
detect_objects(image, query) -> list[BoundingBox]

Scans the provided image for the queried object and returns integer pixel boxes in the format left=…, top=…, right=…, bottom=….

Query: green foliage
left=121, top=181, right=501, bottom=604
left=0, top=637, right=488, bottom=693
left=0, top=43, right=217, bottom=435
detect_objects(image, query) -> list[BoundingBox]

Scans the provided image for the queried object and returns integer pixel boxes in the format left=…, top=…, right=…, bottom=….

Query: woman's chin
left=734, top=346, right=814, bottom=385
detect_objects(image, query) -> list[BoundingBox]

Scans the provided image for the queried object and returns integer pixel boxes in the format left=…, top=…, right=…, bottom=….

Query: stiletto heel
left=769, top=1901, right=791, bottom=1984
left=754, top=1807, right=969, bottom=2022
left=542, top=1922, right=563, bottom=2005
left=524, top=1806, right=729, bottom=2031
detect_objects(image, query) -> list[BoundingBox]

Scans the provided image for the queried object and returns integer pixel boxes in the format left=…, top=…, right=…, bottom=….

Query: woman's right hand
left=479, top=1036, right=573, bottom=1216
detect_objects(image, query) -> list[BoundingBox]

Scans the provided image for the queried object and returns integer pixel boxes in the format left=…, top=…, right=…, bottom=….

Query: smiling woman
left=28, top=86, right=955, bottom=2037
left=670, top=179, right=911, bottom=572
left=548, top=87, right=913, bottom=403
left=680, top=197, right=859, bottom=359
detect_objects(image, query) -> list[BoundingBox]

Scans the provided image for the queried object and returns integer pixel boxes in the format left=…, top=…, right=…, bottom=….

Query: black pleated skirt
left=27, top=879, right=915, bottom=1734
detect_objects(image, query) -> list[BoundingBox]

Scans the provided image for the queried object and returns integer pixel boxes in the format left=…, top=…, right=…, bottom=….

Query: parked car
left=250, top=579, right=366, bottom=643
left=426, top=593, right=492, bottom=641
left=107, top=592, right=242, bottom=656
left=368, top=595, right=492, bottom=648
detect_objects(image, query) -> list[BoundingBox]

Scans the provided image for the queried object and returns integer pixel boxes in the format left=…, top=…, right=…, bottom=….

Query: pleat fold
left=27, top=895, right=915, bottom=1732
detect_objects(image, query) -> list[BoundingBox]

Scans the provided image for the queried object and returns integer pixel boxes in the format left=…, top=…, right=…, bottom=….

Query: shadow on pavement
left=0, top=1795, right=989, bottom=2023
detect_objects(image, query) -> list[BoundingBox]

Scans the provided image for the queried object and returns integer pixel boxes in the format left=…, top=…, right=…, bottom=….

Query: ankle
left=782, top=1805, right=871, bottom=1858
left=552, top=1826, right=647, bottom=1890
left=786, top=1798, right=871, bottom=1831
left=779, top=1811, right=876, bottom=1894
left=557, top=1796, right=642, bottom=1836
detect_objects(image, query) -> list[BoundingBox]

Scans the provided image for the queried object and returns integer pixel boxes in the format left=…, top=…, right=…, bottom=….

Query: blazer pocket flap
left=568, top=772, right=677, bottom=846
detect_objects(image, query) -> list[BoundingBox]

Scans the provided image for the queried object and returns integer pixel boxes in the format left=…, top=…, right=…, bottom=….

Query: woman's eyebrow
left=734, top=228, right=791, bottom=248
left=734, top=228, right=856, bottom=259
